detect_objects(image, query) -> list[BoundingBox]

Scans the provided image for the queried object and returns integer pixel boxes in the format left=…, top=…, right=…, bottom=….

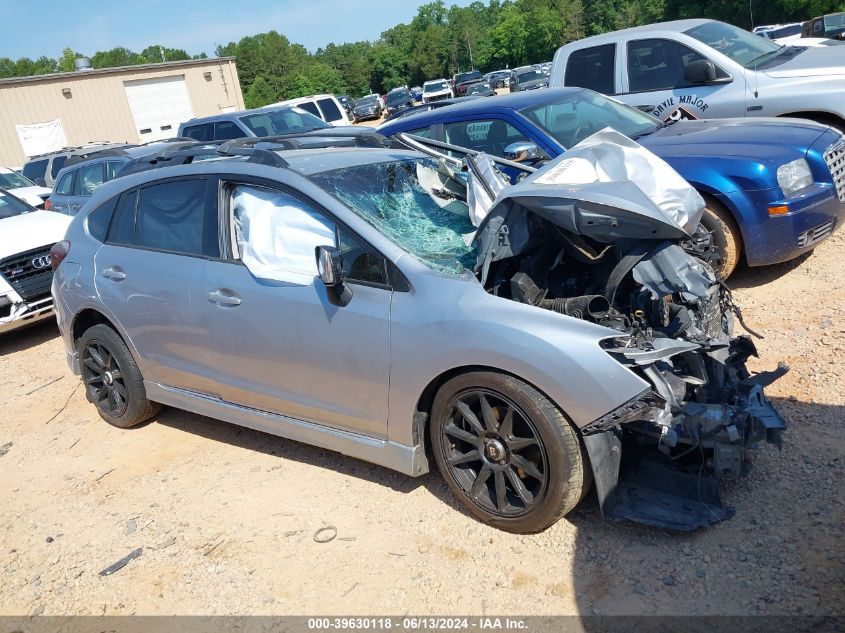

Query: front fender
left=386, top=275, right=649, bottom=447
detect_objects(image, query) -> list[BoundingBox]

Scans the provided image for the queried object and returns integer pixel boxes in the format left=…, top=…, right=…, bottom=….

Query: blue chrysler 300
left=377, top=88, right=845, bottom=277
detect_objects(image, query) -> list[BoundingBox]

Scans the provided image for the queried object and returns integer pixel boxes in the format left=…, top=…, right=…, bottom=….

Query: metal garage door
left=124, top=75, right=194, bottom=142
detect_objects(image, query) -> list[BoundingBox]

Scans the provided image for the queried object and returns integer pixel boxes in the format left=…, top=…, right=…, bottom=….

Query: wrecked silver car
left=403, top=128, right=788, bottom=531
left=53, top=131, right=786, bottom=534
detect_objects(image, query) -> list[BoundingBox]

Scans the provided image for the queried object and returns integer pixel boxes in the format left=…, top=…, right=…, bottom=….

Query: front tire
left=78, top=324, right=160, bottom=428
left=699, top=199, right=742, bottom=279
left=430, top=371, right=590, bottom=533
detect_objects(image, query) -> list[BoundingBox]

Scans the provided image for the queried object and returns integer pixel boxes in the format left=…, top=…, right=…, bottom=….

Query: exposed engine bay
left=401, top=128, right=788, bottom=530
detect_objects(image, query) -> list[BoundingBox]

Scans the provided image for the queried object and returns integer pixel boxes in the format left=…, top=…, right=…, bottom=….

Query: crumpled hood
left=761, top=45, right=845, bottom=78
left=640, top=117, right=828, bottom=163
left=473, top=129, right=705, bottom=277
left=0, top=211, right=72, bottom=260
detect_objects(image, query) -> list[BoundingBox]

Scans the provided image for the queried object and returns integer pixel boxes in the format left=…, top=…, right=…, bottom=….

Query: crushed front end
left=466, top=130, right=789, bottom=530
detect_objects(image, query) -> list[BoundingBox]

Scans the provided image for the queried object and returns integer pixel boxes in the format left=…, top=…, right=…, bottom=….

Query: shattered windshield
left=309, top=158, right=477, bottom=274
left=521, top=90, right=658, bottom=149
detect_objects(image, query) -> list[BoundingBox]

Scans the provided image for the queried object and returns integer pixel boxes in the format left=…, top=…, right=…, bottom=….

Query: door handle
left=634, top=104, right=655, bottom=112
left=207, top=289, right=242, bottom=306
left=103, top=266, right=126, bottom=281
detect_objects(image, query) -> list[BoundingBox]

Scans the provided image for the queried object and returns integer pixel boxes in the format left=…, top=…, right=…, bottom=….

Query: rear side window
left=564, top=44, right=616, bottom=94
left=87, top=196, right=119, bottom=241
left=55, top=171, right=74, bottom=195
left=50, top=156, right=68, bottom=178
left=108, top=191, right=138, bottom=245
left=23, top=159, right=48, bottom=185
left=214, top=120, right=244, bottom=140
left=317, top=98, right=343, bottom=123
left=297, top=101, right=321, bottom=119
left=105, top=161, right=123, bottom=181
left=73, top=163, right=104, bottom=196
left=183, top=124, right=212, bottom=142
left=134, top=180, right=217, bottom=257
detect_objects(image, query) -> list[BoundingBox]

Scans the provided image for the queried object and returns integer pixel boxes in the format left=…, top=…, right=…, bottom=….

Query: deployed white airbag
left=233, top=186, right=335, bottom=282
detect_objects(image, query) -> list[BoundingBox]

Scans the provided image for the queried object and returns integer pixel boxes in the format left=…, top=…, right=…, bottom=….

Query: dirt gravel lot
left=1, top=229, right=843, bottom=617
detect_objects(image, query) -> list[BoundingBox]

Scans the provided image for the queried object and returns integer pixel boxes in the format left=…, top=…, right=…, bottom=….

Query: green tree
left=90, top=47, right=144, bottom=68
left=57, top=48, right=84, bottom=72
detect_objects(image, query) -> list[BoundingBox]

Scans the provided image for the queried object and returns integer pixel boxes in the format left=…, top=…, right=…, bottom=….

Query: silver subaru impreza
left=51, top=132, right=786, bottom=533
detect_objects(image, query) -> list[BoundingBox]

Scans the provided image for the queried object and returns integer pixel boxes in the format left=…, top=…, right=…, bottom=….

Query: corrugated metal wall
left=0, top=58, right=244, bottom=168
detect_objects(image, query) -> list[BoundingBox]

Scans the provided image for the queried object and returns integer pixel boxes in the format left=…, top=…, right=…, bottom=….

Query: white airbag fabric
left=233, top=186, right=335, bottom=282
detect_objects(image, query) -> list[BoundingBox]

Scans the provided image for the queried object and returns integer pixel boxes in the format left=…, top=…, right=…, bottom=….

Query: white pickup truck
left=550, top=19, right=845, bottom=128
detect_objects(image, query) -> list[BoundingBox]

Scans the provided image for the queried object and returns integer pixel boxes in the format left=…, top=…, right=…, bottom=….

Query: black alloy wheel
left=81, top=340, right=128, bottom=417
left=440, top=389, right=548, bottom=517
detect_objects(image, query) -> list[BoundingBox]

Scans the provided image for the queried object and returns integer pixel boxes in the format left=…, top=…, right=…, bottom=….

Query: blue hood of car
left=638, top=117, right=829, bottom=165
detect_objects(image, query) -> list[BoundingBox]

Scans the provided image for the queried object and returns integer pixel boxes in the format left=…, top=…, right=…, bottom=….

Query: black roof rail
left=64, top=146, right=139, bottom=167
left=115, top=142, right=223, bottom=177
left=216, top=139, right=289, bottom=167
left=139, top=136, right=196, bottom=146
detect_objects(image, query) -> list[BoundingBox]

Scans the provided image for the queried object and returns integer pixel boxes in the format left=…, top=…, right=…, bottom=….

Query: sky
left=0, top=0, right=475, bottom=60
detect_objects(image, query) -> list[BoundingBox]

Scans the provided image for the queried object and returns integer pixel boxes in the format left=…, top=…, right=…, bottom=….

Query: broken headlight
left=776, top=158, right=813, bottom=197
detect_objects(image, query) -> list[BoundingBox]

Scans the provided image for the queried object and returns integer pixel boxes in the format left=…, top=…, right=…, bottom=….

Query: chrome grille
left=823, top=138, right=845, bottom=202
left=798, top=220, right=835, bottom=248
left=0, top=245, right=55, bottom=302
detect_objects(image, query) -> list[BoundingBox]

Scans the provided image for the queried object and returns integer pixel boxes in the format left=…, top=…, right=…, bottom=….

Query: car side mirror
left=684, top=59, right=717, bottom=84
left=505, top=141, right=546, bottom=162
left=315, top=245, right=352, bottom=307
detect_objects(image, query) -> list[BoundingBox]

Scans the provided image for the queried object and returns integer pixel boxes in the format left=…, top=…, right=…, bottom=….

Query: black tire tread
left=78, top=324, right=160, bottom=429
left=700, top=197, right=742, bottom=279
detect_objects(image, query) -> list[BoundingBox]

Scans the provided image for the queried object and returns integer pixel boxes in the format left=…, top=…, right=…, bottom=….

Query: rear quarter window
left=183, top=123, right=212, bottom=142
left=23, top=159, right=49, bottom=185
left=317, top=98, right=343, bottom=123
left=564, top=44, right=616, bottom=94
left=50, top=156, right=68, bottom=178
left=297, top=101, right=321, bottom=118
left=87, top=196, right=119, bottom=241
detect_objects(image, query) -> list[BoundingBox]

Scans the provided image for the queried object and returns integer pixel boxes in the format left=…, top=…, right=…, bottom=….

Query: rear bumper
left=717, top=184, right=845, bottom=267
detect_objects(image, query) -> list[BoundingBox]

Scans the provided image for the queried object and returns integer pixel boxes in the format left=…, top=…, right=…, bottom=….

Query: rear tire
left=78, top=324, right=160, bottom=429
left=699, top=199, right=742, bottom=279
left=430, top=371, right=590, bottom=533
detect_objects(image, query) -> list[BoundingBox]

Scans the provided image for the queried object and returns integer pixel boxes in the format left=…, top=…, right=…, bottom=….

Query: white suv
left=270, top=94, right=351, bottom=126
left=422, top=79, right=453, bottom=103
left=0, top=190, right=71, bottom=334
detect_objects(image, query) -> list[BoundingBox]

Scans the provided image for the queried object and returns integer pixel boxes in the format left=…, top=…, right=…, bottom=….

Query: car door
left=49, top=169, right=76, bottom=215
left=68, top=161, right=106, bottom=214
left=204, top=177, right=392, bottom=439
left=619, top=37, right=741, bottom=121
left=93, top=177, right=224, bottom=397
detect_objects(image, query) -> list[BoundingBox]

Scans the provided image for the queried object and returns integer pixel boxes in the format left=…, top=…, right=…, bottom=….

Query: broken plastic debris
left=99, top=547, right=143, bottom=576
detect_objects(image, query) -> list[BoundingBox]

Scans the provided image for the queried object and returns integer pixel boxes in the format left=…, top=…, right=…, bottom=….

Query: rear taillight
left=43, top=199, right=52, bottom=210
left=50, top=240, right=70, bottom=270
